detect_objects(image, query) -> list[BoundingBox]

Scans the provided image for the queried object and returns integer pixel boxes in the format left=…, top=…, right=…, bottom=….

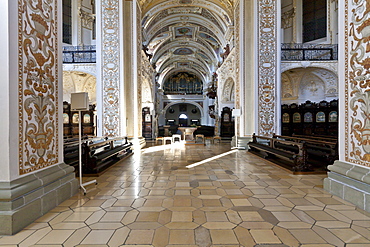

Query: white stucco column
left=324, top=0, right=370, bottom=213
left=96, top=0, right=124, bottom=137
left=70, top=0, right=78, bottom=46
left=0, top=0, right=15, bottom=182
left=239, top=0, right=255, bottom=139
left=0, top=0, right=77, bottom=235
left=123, top=0, right=142, bottom=142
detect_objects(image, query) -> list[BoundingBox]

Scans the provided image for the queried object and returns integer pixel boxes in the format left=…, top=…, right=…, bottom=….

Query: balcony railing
left=281, top=43, right=338, bottom=61
left=63, top=45, right=96, bottom=63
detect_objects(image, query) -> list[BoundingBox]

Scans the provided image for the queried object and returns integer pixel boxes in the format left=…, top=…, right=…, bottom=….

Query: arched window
left=179, top=114, right=188, bottom=119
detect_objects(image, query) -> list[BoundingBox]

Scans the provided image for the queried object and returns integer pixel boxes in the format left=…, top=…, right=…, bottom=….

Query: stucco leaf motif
left=19, top=0, right=58, bottom=174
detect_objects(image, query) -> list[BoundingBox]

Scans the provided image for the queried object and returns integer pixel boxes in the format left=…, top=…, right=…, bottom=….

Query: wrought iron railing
left=281, top=43, right=338, bottom=61
left=63, top=45, right=96, bottom=63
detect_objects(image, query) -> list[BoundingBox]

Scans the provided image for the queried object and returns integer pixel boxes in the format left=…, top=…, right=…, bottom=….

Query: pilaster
left=239, top=0, right=256, bottom=140
left=97, top=0, right=123, bottom=137
left=324, top=0, right=370, bottom=213
left=123, top=0, right=143, bottom=141
left=0, top=0, right=78, bottom=234
left=255, top=0, right=281, bottom=137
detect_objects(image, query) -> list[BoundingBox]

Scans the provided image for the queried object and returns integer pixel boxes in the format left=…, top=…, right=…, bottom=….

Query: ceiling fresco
left=140, top=0, right=235, bottom=88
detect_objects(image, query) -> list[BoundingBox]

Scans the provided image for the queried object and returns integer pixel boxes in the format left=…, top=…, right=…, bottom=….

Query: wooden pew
left=82, top=137, right=133, bottom=174
left=248, top=134, right=310, bottom=172
left=64, top=140, right=79, bottom=168
left=292, top=133, right=337, bottom=142
left=274, top=134, right=338, bottom=168
left=63, top=136, right=90, bottom=170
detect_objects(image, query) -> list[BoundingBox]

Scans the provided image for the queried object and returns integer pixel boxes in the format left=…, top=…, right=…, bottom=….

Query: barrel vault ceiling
left=140, top=0, right=235, bottom=87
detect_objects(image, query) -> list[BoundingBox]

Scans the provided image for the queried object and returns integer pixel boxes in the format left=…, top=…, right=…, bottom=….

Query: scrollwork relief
left=346, top=0, right=370, bottom=166
left=257, top=0, right=278, bottom=136
left=234, top=2, right=240, bottom=111
left=101, top=0, right=121, bottom=136
left=18, top=0, right=59, bottom=174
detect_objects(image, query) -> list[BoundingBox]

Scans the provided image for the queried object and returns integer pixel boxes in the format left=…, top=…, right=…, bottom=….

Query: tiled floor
left=1, top=142, right=370, bottom=247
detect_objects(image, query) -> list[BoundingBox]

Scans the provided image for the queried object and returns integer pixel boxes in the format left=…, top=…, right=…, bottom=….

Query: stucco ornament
left=19, top=0, right=59, bottom=174
left=346, top=0, right=370, bottom=166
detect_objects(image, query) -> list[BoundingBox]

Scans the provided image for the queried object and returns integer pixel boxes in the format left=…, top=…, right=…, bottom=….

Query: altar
left=178, top=127, right=197, bottom=141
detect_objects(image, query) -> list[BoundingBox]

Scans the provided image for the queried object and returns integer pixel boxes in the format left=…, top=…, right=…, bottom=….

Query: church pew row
left=64, top=137, right=133, bottom=175
left=248, top=134, right=311, bottom=172
left=292, top=133, right=337, bottom=142
left=273, top=134, right=338, bottom=168
left=248, top=133, right=337, bottom=173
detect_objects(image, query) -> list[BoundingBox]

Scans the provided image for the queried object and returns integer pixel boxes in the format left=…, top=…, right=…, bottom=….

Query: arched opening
left=178, top=113, right=188, bottom=126
left=280, top=67, right=338, bottom=137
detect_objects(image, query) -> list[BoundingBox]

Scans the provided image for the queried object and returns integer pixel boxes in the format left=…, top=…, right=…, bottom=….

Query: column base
left=129, top=137, right=146, bottom=149
left=0, top=163, right=78, bottom=235
left=324, top=160, right=370, bottom=213
left=231, top=136, right=252, bottom=149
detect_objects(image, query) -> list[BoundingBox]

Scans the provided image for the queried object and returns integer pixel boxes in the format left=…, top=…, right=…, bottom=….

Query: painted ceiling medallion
left=174, top=48, right=194, bottom=55
left=175, top=27, right=194, bottom=38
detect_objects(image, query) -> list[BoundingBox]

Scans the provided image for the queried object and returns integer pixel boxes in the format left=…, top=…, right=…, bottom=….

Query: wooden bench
left=82, top=137, right=133, bottom=174
left=63, top=136, right=91, bottom=173
left=248, top=134, right=310, bottom=172
left=292, top=134, right=337, bottom=142
left=64, top=141, right=80, bottom=168
left=274, top=134, right=338, bottom=167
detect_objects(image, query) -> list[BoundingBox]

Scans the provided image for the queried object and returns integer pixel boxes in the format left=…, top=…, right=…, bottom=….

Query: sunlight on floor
left=186, top=149, right=238, bottom=168
left=141, top=141, right=185, bottom=154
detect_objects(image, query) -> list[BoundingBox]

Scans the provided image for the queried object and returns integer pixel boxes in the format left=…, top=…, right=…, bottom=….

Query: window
left=303, top=0, right=327, bottom=42
left=63, top=0, right=72, bottom=44
left=179, top=114, right=188, bottom=119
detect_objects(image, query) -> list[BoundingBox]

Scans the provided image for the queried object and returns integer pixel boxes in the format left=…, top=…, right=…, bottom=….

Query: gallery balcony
left=63, top=45, right=96, bottom=63
left=281, top=43, right=338, bottom=61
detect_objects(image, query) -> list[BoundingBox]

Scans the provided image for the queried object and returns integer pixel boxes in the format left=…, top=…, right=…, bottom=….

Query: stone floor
left=1, top=142, right=370, bottom=247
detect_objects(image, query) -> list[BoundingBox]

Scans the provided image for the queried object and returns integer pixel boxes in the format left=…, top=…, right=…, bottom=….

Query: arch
left=163, top=101, right=204, bottom=118
left=142, top=78, right=153, bottom=104
left=281, top=62, right=338, bottom=75
left=62, top=70, right=97, bottom=104
left=159, top=68, right=207, bottom=88
left=141, top=1, right=232, bottom=32
left=221, top=77, right=235, bottom=103
left=63, top=64, right=97, bottom=77
left=281, top=67, right=338, bottom=104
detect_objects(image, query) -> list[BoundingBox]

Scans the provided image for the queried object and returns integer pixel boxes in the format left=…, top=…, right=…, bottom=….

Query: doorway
left=178, top=113, right=188, bottom=126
